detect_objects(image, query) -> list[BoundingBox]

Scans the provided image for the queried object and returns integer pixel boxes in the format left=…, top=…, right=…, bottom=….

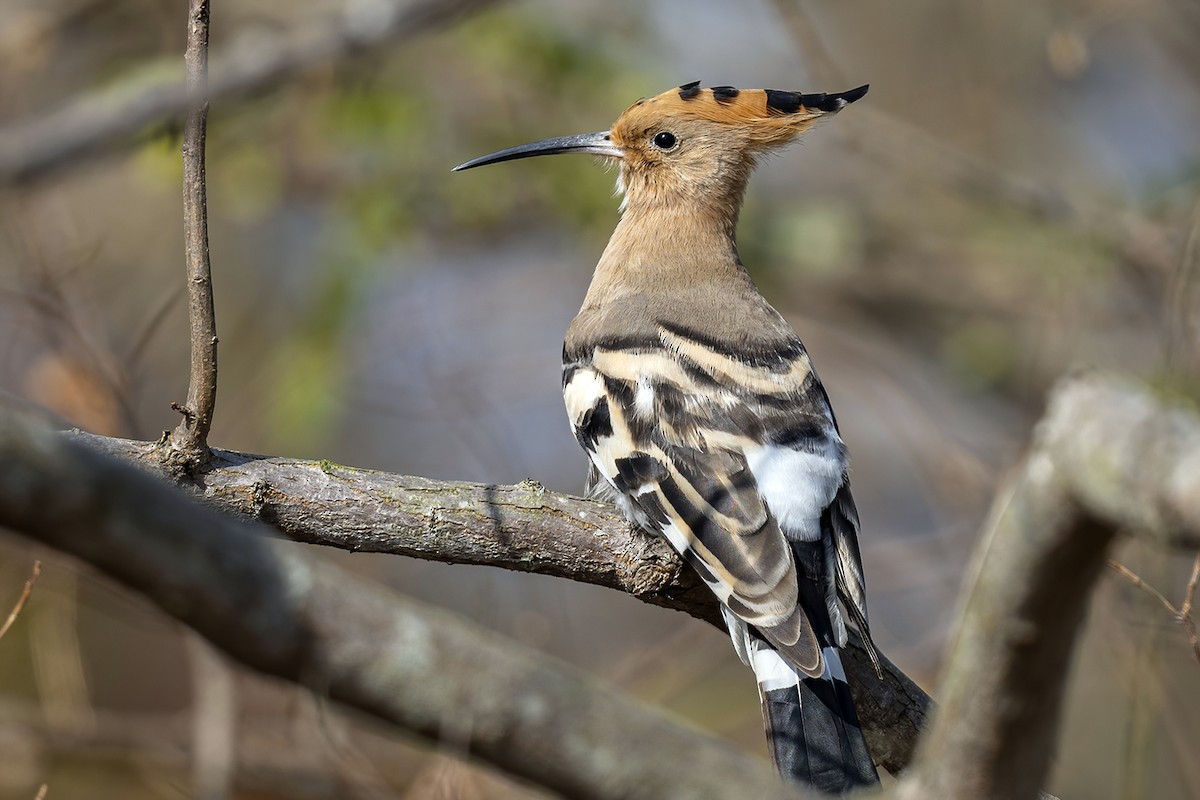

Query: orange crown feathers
left=613, top=82, right=868, bottom=148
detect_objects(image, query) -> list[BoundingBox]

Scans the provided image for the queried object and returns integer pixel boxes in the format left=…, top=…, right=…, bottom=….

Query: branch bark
left=0, top=412, right=814, bottom=800
left=0, top=0, right=503, bottom=184
left=900, top=371, right=1200, bottom=800
left=170, top=0, right=218, bottom=462
left=4, top=371, right=1196, bottom=799
left=70, top=428, right=930, bottom=775
left=900, top=449, right=1112, bottom=800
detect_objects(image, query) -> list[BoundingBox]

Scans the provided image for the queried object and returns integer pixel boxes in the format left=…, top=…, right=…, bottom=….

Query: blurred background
left=1, top=0, right=1199, bottom=797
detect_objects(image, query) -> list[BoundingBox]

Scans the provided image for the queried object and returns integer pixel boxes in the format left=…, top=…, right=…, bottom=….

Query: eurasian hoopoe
left=455, top=81, right=879, bottom=794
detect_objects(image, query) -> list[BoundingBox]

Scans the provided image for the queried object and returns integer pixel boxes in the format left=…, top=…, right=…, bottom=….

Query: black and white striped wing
left=563, top=324, right=868, bottom=675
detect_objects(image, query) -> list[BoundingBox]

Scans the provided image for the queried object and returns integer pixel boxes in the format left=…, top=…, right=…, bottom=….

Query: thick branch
left=900, top=371, right=1200, bottom=800
left=0, top=0, right=502, bottom=184
left=71, top=429, right=929, bottom=775
left=0, top=413, right=814, bottom=800
left=900, top=452, right=1111, bottom=800
left=8, top=370, right=1198, bottom=799
left=171, top=0, right=218, bottom=460
left=1041, top=372, right=1200, bottom=549
left=41, top=370, right=1197, bottom=794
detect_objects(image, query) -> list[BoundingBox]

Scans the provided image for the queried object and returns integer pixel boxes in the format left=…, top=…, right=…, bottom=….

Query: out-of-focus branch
left=0, top=0, right=503, bottom=184
left=900, top=371, right=1200, bottom=800
left=900, top=430, right=1112, bottom=800
left=1040, top=373, right=1200, bottom=550
left=170, top=0, right=218, bottom=464
left=21, top=370, right=1197, bottom=797
left=0, top=413, right=816, bottom=800
left=71, top=428, right=929, bottom=775
left=0, top=700, right=384, bottom=800
left=0, top=559, right=40, bottom=641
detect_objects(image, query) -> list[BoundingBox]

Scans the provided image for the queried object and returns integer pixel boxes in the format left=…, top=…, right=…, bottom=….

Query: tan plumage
left=456, top=81, right=879, bottom=792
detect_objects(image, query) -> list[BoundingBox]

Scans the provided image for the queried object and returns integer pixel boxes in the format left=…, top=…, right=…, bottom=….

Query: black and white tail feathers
left=747, top=541, right=878, bottom=794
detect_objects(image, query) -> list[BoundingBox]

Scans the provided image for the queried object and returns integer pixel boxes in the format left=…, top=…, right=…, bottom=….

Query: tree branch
left=900, top=370, right=1200, bottom=800
left=900, top=438, right=1112, bottom=800
left=70, top=428, right=930, bottom=775
left=1040, top=372, right=1200, bottom=550
left=0, top=559, right=40, bottom=641
left=5, top=366, right=1198, bottom=800
left=0, top=412, right=817, bottom=800
left=170, top=0, right=218, bottom=463
left=0, top=0, right=503, bottom=184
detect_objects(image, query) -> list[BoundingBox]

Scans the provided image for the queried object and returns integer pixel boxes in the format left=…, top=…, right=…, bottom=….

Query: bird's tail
left=751, top=640, right=879, bottom=793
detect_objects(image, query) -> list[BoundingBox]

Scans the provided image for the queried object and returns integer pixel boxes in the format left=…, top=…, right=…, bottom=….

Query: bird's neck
left=582, top=188, right=748, bottom=310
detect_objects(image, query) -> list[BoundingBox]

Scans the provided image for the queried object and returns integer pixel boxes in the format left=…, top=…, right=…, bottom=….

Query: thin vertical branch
left=0, top=560, right=41, bottom=641
left=172, top=0, right=217, bottom=459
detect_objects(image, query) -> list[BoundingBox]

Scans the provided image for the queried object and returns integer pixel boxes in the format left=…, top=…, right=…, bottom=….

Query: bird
left=454, top=81, right=880, bottom=794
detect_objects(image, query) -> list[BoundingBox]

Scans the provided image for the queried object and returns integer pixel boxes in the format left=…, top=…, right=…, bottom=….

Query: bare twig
left=1109, top=559, right=1179, bottom=616
left=1107, top=553, right=1200, bottom=665
left=170, top=0, right=217, bottom=462
left=0, top=559, right=41, bottom=641
left=0, top=0, right=503, bottom=184
left=0, top=412, right=816, bottom=800
left=1182, top=553, right=1200, bottom=619
left=1181, top=552, right=1200, bottom=664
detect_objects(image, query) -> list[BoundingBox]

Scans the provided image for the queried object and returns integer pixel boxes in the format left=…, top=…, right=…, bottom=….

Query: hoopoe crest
left=456, top=82, right=879, bottom=794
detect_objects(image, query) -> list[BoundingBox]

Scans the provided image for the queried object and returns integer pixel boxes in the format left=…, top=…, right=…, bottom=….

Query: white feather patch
left=745, top=440, right=845, bottom=541
left=750, top=643, right=800, bottom=693
left=633, top=379, right=655, bottom=418
left=563, top=368, right=606, bottom=424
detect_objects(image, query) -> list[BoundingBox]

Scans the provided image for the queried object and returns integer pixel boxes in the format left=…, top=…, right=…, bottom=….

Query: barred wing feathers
left=563, top=324, right=871, bottom=676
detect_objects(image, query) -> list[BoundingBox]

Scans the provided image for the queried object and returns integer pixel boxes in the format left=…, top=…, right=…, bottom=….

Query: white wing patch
left=745, top=440, right=845, bottom=542
left=633, top=379, right=655, bottom=419
left=563, top=368, right=606, bottom=424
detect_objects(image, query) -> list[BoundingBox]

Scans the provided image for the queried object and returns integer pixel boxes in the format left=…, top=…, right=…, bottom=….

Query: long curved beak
left=452, top=131, right=620, bottom=172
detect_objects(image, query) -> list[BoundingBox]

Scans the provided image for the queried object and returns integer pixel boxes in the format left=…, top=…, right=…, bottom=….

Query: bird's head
left=454, top=82, right=867, bottom=215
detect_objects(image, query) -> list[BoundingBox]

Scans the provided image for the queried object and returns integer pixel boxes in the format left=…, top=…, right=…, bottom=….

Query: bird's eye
left=652, top=131, right=677, bottom=150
